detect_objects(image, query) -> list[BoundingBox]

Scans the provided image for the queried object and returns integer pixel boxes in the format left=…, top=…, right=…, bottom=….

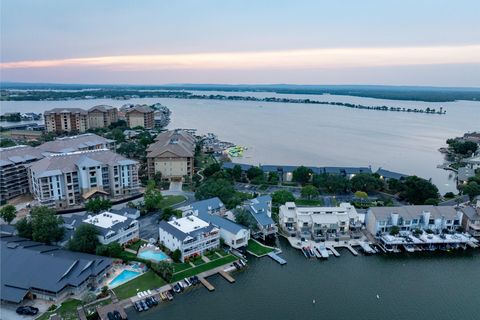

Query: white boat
left=318, top=245, right=329, bottom=259
left=403, top=244, right=415, bottom=253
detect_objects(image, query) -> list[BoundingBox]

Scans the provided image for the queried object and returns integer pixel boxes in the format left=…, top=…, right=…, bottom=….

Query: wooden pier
left=267, top=252, right=287, bottom=265
left=219, top=270, right=235, bottom=283
left=199, top=276, right=215, bottom=291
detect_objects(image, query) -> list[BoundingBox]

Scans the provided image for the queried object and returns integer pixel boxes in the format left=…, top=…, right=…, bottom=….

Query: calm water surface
left=1, top=92, right=479, bottom=193
left=126, top=238, right=480, bottom=320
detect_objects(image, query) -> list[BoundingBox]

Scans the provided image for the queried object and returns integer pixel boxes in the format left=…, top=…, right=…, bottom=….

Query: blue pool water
left=138, top=250, right=169, bottom=262
left=109, top=270, right=141, bottom=287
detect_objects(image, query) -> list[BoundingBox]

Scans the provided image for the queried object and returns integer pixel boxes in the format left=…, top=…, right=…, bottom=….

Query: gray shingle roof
left=44, top=108, right=88, bottom=115
left=197, top=212, right=245, bottom=234
left=147, top=130, right=196, bottom=158
left=376, top=168, right=409, bottom=180
left=0, top=145, right=44, bottom=167
left=190, top=197, right=224, bottom=215
left=369, top=205, right=459, bottom=221
left=37, top=133, right=114, bottom=154
left=247, top=195, right=274, bottom=227
left=1, top=236, right=112, bottom=303
left=28, top=149, right=137, bottom=177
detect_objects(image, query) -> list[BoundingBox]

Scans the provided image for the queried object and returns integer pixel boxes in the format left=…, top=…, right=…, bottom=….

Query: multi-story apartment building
left=159, top=215, right=220, bottom=262
left=146, top=130, right=196, bottom=181
left=182, top=197, right=250, bottom=249
left=0, top=146, right=44, bottom=202
left=63, top=211, right=139, bottom=245
left=28, top=149, right=139, bottom=209
left=125, top=105, right=154, bottom=129
left=245, top=195, right=277, bottom=240
left=44, top=106, right=120, bottom=133
left=279, top=202, right=360, bottom=240
left=44, top=108, right=89, bottom=133
left=366, top=205, right=463, bottom=236
left=88, top=105, right=118, bottom=128
left=37, top=133, right=115, bottom=154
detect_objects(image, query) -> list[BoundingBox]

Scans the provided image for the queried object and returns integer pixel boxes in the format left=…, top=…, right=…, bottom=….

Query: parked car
left=16, top=306, right=39, bottom=316
left=113, top=310, right=123, bottom=320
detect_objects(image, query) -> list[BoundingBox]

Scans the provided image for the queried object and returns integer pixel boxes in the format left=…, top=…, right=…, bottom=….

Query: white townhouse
left=159, top=215, right=220, bottom=261
left=63, top=211, right=139, bottom=245
left=366, top=205, right=463, bottom=236
left=279, top=202, right=360, bottom=240
left=181, top=197, right=250, bottom=249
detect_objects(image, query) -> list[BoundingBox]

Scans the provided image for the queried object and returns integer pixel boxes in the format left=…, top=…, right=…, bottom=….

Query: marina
left=126, top=238, right=480, bottom=320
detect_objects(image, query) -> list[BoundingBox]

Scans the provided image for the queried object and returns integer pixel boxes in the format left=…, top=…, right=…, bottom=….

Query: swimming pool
left=138, top=250, right=169, bottom=262
left=109, top=270, right=141, bottom=287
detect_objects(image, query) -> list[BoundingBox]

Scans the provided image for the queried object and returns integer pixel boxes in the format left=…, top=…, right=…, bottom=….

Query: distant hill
left=2, top=82, right=480, bottom=102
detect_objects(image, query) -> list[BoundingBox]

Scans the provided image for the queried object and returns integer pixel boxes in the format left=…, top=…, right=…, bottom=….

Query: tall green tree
left=247, top=167, right=264, bottom=180
left=16, top=217, right=32, bottom=239
left=400, top=176, right=439, bottom=205
left=96, top=242, right=123, bottom=257
left=0, top=204, right=17, bottom=224
left=161, top=207, right=182, bottom=221
left=195, top=178, right=239, bottom=208
left=30, top=206, right=65, bottom=244
left=350, top=173, right=383, bottom=192
left=68, top=224, right=100, bottom=253
left=151, top=261, right=174, bottom=282
left=232, top=165, right=243, bottom=181
left=463, top=181, right=480, bottom=201
left=271, top=190, right=295, bottom=206
left=312, top=174, right=350, bottom=194
left=292, top=166, right=313, bottom=185
left=144, top=180, right=163, bottom=212
left=85, top=198, right=112, bottom=213
left=301, top=185, right=320, bottom=199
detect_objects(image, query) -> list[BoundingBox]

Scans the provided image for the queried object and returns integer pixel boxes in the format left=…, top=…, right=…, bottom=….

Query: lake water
left=126, top=238, right=480, bottom=320
left=1, top=92, right=479, bottom=193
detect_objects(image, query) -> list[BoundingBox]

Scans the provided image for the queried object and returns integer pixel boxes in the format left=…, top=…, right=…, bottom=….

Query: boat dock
left=357, top=241, right=376, bottom=254
left=345, top=245, right=358, bottom=256
left=219, top=270, right=235, bottom=283
left=198, top=276, right=215, bottom=291
left=316, top=246, right=329, bottom=259
left=326, top=246, right=340, bottom=257
left=467, top=241, right=478, bottom=248
left=267, top=252, right=287, bottom=265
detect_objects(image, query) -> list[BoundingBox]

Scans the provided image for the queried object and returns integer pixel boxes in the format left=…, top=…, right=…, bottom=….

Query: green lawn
left=126, top=239, right=148, bottom=252
left=159, top=195, right=186, bottom=208
left=171, top=255, right=237, bottom=282
left=38, top=299, right=82, bottom=320
left=172, top=262, right=191, bottom=273
left=247, top=239, right=274, bottom=256
left=113, top=270, right=167, bottom=300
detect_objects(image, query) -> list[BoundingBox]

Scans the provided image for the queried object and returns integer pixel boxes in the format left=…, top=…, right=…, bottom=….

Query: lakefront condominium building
left=125, top=105, right=155, bottom=129
left=366, top=205, right=463, bottom=236
left=87, top=105, right=118, bottom=128
left=44, top=108, right=89, bottom=133
left=37, top=133, right=116, bottom=154
left=146, top=129, right=196, bottom=181
left=159, top=215, right=220, bottom=262
left=44, top=106, right=119, bottom=133
left=0, top=146, right=45, bottom=202
left=279, top=202, right=360, bottom=240
left=28, top=149, right=139, bottom=209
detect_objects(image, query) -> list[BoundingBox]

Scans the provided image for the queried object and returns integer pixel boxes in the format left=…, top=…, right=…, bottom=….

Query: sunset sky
left=1, top=0, right=480, bottom=86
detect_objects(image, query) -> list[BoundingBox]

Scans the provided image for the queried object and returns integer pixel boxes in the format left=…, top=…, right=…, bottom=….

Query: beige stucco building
left=125, top=106, right=154, bottom=129
left=44, top=108, right=89, bottom=133
left=88, top=105, right=118, bottom=128
left=146, top=130, right=196, bottom=181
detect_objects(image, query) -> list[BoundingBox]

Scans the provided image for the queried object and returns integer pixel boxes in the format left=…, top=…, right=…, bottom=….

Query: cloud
left=2, top=45, right=480, bottom=71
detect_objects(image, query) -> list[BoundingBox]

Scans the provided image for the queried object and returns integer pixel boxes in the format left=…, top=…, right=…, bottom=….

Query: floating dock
left=316, top=246, right=329, bottom=259
left=357, top=241, right=376, bottom=254
left=267, top=252, right=287, bottom=265
left=219, top=271, right=235, bottom=283
left=327, top=246, right=341, bottom=257
left=346, top=245, right=358, bottom=256
left=199, top=277, right=215, bottom=291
